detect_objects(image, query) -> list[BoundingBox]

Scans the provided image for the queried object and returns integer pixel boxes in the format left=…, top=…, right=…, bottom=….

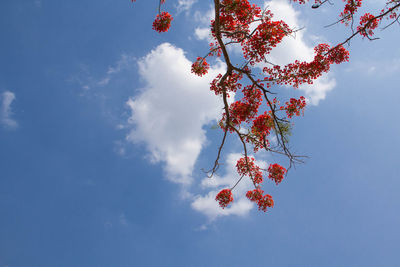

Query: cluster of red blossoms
left=191, top=57, right=210, bottom=77
left=217, top=157, right=285, bottom=211
left=242, top=15, right=291, bottom=65
left=152, top=12, right=173, bottom=33
left=268, top=163, right=287, bottom=185
left=357, top=13, right=380, bottom=37
left=248, top=112, right=274, bottom=152
left=215, top=189, right=234, bottom=208
left=216, top=186, right=275, bottom=212
left=132, top=0, right=172, bottom=33
left=340, top=0, right=363, bottom=24
left=236, top=157, right=263, bottom=184
left=246, top=189, right=274, bottom=212
left=227, top=85, right=263, bottom=127
left=263, top=44, right=350, bottom=88
left=210, top=71, right=243, bottom=97
left=283, top=96, right=307, bottom=118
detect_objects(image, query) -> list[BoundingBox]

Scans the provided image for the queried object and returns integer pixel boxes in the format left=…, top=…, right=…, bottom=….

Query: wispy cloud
left=71, top=54, right=137, bottom=92
left=345, top=57, right=400, bottom=77
left=1, top=91, right=18, bottom=129
left=175, top=0, right=197, bottom=14
left=34, top=0, right=42, bottom=8
left=193, top=7, right=214, bottom=41
left=119, top=213, right=128, bottom=226
left=99, top=54, right=136, bottom=85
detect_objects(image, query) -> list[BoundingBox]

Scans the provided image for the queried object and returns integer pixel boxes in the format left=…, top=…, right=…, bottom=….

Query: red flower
left=257, top=194, right=274, bottom=212
left=236, top=157, right=264, bottom=185
left=357, top=13, right=380, bottom=37
left=249, top=112, right=274, bottom=151
left=268, top=163, right=286, bottom=185
left=152, top=12, right=173, bottom=33
left=191, top=57, right=210, bottom=76
left=215, top=189, right=234, bottom=208
left=246, top=188, right=264, bottom=202
left=246, top=189, right=274, bottom=212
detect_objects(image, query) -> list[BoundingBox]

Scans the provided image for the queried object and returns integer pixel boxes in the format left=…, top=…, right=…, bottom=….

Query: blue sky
left=1, top=0, right=400, bottom=266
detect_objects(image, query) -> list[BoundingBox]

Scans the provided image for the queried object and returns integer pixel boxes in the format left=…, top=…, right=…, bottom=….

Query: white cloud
left=300, top=74, right=336, bottom=105
left=194, top=27, right=211, bottom=41
left=192, top=153, right=267, bottom=220
left=175, top=0, right=197, bottom=14
left=1, top=91, right=18, bottom=129
left=193, top=7, right=214, bottom=41
left=126, top=43, right=225, bottom=185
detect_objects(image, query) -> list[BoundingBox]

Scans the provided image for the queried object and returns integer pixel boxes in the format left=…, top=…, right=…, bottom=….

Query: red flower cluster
left=212, top=0, right=261, bottom=42
left=357, top=13, right=380, bottom=37
left=249, top=112, right=274, bottom=151
left=236, top=157, right=263, bottom=184
left=215, top=189, right=234, bottom=208
left=246, top=189, right=274, bottom=212
left=228, top=86, right=262, bottom=127
left=242, top=18, right=291, bottom=65
left=246, top=188, right=264, bottom=202
left=191, top=57, right=210, bottom=76
left=257, top=194, right=274, bottom=212
left=340, top=0, right=363, bottom=25
left=152, top=12, right=173, bottom=33
left=268, top=163, right=287, bottom=185
left=284, top=96, right=306, bottom=118
left=210, top=71, right=243, bottom=97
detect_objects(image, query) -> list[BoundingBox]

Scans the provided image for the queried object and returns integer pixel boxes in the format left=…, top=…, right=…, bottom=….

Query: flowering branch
left=132, top=0, right=400, bottom=213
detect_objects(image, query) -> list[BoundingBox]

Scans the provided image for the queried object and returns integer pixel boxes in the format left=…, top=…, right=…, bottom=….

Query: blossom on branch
left=236, top=157, right=263, bottom=184
left=191, top=57, right=210, bottom=76
left=268, top=163, right=287, bottom=185
left=215, top=189, right=234, bottom=208
left=152, top=12, right=173, bottom=33
left=246, top=189, right=274, bottom=212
